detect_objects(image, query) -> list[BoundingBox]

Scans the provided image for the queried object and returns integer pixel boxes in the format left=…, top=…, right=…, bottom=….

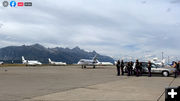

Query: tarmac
left=0, top=65, right=179, bottom=101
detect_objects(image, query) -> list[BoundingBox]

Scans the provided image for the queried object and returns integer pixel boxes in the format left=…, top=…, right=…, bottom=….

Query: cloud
left=0, top=0, right=180, bottom=59
left=0, top=23, right=3, bottom=28
left=170, top=0, right=180, bottom=4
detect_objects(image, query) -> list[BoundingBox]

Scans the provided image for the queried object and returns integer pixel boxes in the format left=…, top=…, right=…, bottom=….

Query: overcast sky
left=0, top=0, right=180, bottom=60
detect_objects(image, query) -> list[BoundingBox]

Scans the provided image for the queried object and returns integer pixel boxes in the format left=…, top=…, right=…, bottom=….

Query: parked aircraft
left=77, top=55, right=99, bottom=68
left=22, top=56, right=42, bottom=66
left=77, top=55, right=113, bottom=68
left=0, top=61, right=3, bottom=65
left=48, top=58, right=66, bottom=65
left=151, top=58, right=165, bottom=66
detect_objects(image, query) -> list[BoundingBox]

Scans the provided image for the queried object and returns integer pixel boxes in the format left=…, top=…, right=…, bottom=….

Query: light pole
left=162, top=52, right=164, bottom=60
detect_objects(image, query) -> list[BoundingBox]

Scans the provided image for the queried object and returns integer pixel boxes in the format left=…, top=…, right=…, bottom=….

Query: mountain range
left=0, top=44, right=114, bottom=64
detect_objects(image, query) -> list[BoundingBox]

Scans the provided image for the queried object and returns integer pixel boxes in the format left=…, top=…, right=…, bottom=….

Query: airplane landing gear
left=82, top=65, right=95, bottom=69
left=82, top=65, right=87, bottom=69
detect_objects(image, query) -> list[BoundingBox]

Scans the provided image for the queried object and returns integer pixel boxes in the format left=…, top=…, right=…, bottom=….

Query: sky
left=0, top=0, right=180, bottom=60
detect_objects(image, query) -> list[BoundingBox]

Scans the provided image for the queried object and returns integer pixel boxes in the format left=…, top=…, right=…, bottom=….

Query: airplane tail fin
left=92, top=54, right=98, bottom=63
left=22, top=56, right=26, bottom=64
left=22, top=56, right=25, bottom=61
left=48, top=58, right=51, bottom=63
left=92, top=54, right=97, bottom=60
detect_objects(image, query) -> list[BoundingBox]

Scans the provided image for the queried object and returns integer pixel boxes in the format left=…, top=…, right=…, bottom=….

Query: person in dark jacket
left=173, top=62, right=178, bottom=78
left=116, top=60, right=120, bottom=76
left=178, top=61, right=180, bottom=74
left=130, top=61, right=133, bottom=75
left=120, top=60, right=124, bottom=75
left=135, top=59, right=140, bottom=76
left=147, top=61, right=152, bottom=77
left=127, top=62, right=131, bottom=76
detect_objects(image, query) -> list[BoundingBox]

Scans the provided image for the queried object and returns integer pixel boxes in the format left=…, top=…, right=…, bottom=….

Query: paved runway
left=0, top=66, right=179, bottom=101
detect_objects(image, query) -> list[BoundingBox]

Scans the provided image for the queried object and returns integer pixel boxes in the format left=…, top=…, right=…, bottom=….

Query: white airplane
left=48, top=58, right=66, bottom=65
left=151, top=57, right=165, bottom=66
left=77, top=55, right=99, bottom=68
left=0, top=61, right=3, bottom=65
left=99, top=62, right=113, bottom=66
left=22, top=56, right=42, bottom=66
left=77, top=55, right=113, bottom=68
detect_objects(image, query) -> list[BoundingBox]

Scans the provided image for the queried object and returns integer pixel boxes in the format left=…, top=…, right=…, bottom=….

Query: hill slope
left=0, top=44, right=114, bottom=64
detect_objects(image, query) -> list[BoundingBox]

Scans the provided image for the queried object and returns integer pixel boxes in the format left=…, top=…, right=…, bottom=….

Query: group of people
left=116, top=59, right=150, bottom=77
left=116, top=59, right=180, bottom=78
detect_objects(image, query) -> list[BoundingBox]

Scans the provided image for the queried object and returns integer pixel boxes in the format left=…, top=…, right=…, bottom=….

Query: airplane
left=48, top=58, right=66, bottom=65
left=22, top=56, right=42, bottom=66
left=77, top=55, right=99, bottom=68
left=0, top=61, right=3, bottom=65
left=151, top=57, right=165, bottom=66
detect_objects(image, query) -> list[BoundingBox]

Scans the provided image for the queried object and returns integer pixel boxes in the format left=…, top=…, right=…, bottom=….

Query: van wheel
left=162, top=71, right=169, bottom=77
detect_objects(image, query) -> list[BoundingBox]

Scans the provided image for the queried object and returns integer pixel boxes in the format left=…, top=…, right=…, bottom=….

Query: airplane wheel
left=93, top=66, right=95, bottom=68
left=84, top=66, right=86, bottom=68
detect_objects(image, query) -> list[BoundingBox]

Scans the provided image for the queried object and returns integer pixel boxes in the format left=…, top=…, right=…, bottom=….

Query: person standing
left=127, top=62, right=131, bottom=76
left=130, top=61, right=133, bottom=75
left=178, top=61, right=180, bottom=74
left=116, top=60, right=120, bottom=76
left=173, top=62, right=178, bottom=78
left=147, top=61, right=152, bottom=77
left=120, top=60, right=124, bottom=75
left=135, top=59, right=140, bottom=76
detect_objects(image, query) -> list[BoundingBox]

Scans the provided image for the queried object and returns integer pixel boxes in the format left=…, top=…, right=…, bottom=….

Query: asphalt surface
left=0, top=66, right=179, bottom=101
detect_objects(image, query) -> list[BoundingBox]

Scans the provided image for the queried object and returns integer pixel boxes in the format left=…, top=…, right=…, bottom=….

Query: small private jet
left=77, top=55, right=99, bottom=68
left=151, top=58, right=165, bottom=66
left=22, top=56, right=42, bottom=66
left=48, top=58, right=66, bottom=65
left=77, top=55, right=113, bottom=68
